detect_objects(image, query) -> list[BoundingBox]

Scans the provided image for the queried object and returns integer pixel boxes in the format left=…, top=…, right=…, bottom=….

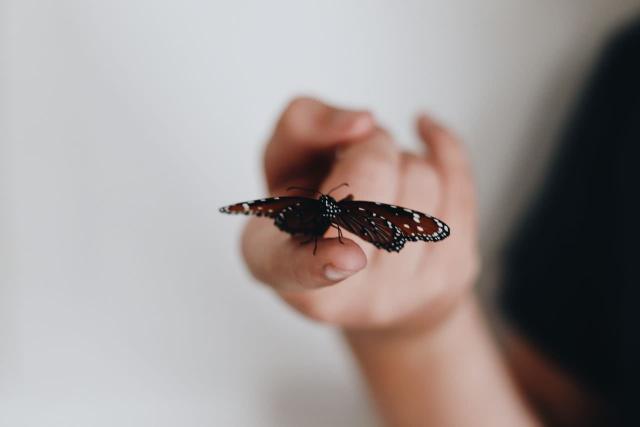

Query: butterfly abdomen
left=274, top=210, right=331, bottom=237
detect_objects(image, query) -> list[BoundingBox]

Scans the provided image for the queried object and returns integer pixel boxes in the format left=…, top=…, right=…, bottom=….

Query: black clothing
left=501, top=18, right=640, bottom=426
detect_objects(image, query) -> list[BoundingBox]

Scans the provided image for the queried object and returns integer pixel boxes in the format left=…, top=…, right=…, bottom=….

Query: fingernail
left=330, top=111, right=372, bottom=134
left=323, top=265, right=355, bottom=281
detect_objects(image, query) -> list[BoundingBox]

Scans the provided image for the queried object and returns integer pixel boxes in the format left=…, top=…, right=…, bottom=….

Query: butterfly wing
left=338, top=201, right=450, bottom=244
left=219, top=196, right=326, bottom=237
left=333, top=204, right=407, bottom=252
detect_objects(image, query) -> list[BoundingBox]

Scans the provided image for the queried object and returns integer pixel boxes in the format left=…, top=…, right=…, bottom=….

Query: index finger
left=265, top=97, right=375, bottom=192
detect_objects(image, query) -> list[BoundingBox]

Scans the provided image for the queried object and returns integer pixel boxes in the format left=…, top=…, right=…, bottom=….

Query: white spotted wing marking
left=334, top=205, right=406, bottom=253
left=337, top=201, right=450, bottom=245
left=219, top=196, right=312, bottom=219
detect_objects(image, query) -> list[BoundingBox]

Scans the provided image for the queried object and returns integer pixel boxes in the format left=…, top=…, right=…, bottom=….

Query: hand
left=241, top=97, right=479, bottom=332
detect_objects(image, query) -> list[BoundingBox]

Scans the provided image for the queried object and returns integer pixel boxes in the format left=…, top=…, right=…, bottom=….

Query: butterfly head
left=318, top=194, right=341, bottom=220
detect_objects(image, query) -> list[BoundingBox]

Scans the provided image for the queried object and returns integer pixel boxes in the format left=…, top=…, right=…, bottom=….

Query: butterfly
left=219, top=183, right=450, bottom=254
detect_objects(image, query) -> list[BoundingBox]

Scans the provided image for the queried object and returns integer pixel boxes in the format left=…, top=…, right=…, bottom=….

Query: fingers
left=241, top=218, right=367, bottom=292
left=265, top=97, right=376, bottom=192
left=398, top=153, right=440, bottom=216
left=416, top=114, right=475, bottom=217
left=274, top=97, right=375, bottom=146
left=416, top=114, right=469, bottom=178
left=322, top=127, right=399, bottom=200
left=320, top=128, right=400, bottom=258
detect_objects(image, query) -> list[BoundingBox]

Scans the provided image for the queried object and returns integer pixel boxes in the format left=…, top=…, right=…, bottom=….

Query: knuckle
left=341, top=147, right=397, bottom=179
left=351, top=155, right=394, bottom=178
left=339, top=163, right=395, bottom=197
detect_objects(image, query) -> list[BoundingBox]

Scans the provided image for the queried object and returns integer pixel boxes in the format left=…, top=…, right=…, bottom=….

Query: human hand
left=241, top=97, right=479, bottom=332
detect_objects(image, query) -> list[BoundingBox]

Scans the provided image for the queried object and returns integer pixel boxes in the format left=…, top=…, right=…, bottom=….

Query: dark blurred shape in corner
left=500, top=16, right=640, bottom=426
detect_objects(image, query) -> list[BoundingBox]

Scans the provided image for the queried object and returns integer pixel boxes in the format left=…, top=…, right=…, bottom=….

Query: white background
left=2, top=1, right=638, bottom=426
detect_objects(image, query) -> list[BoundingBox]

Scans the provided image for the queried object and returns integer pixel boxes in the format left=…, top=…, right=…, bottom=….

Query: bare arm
left=346, top=296, right=539, bottom=426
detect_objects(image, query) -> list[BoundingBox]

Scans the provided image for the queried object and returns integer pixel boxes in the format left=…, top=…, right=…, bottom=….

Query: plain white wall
left=2, top=1, right=638, bottom=426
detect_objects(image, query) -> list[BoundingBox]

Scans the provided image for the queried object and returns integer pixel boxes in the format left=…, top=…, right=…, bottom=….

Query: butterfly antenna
left=327, top=182, right=349, bottom=195
left=286, top=186, right=321, bottom=196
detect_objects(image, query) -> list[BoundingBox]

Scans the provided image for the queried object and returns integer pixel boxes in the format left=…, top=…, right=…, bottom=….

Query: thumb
left=241, top=217, right=367, bottom=292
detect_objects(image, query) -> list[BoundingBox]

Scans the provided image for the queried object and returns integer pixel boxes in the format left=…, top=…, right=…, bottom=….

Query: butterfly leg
left=299, top=235, right=314, bottom=245
left=299, top=236, right=318, bottom=255
left=330, top=224, right=344, bottom=244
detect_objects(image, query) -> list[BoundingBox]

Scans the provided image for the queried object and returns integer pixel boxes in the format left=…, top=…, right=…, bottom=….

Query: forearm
left=344, top=295, right=541, bottom=427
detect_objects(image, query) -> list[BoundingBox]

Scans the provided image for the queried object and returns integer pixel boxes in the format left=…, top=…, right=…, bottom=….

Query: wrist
left=341, top=292, right=541, bottom=427
left=342, top=290, right=478, bottom=346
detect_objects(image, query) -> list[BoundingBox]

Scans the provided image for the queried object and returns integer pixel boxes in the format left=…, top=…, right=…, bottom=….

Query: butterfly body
left=220, top=188, right=450, bottom=254
left=318, top=195, right=341, bottom=221
left=274, top=203, right=332, bottom=238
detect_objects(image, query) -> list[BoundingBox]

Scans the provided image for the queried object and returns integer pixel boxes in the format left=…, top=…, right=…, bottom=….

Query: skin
left=241, top=97, right=592, bottom=426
